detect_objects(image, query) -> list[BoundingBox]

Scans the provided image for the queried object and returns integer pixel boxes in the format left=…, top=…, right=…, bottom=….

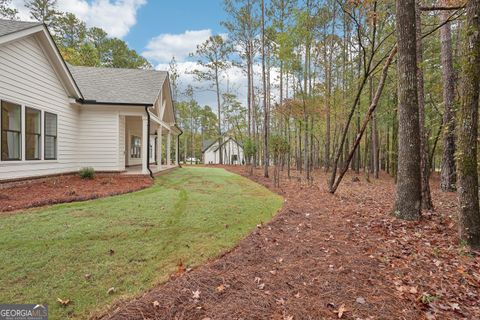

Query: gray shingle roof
left=68, top=65, right=168, bottom=105
left=202, top=139, right=217, bottom=152
left=0, top=19, right=42, bottom=37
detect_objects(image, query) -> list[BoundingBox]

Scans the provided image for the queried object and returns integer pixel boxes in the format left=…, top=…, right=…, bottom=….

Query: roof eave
left=77, top=99, right=154, bottom=107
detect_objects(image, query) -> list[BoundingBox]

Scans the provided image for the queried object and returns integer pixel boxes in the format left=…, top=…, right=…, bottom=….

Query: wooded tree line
left=0, top=0, right=151, bottom=68
left=183, top=0, right=480, bottom=248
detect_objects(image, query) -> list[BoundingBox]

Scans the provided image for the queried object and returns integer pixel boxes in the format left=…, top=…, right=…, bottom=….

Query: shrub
left=79, top=167, right=95, bottom=180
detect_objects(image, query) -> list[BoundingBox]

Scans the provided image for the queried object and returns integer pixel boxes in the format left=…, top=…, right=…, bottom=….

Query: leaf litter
left=95, top=166, right=480, bottom=320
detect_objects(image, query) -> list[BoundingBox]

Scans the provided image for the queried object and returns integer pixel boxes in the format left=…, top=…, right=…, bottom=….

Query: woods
left=1, top=0, right=480, bottom=246
left=179, top=0, right=480, bottom=249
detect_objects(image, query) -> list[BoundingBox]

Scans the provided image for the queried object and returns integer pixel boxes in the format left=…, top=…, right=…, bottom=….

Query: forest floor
left=98, top=166, right=480, bottom=320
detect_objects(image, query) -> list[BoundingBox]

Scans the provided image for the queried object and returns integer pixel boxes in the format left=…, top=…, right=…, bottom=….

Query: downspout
left=145, top=105, right=154, bottom=178
left=177, top=130, right=183, bottom=168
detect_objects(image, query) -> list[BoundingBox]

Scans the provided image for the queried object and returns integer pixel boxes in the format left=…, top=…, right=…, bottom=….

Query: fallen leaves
left=93, top=167, right=480, bottom=320
left=107, top=287, right=116, bottom=295
left=56, top=298, right=71, bottom=306
left=192, top=289, right=201, bottom=300
left=216, top=284, right=229, bottom=292
left=333, top=304, right=347, bottom=318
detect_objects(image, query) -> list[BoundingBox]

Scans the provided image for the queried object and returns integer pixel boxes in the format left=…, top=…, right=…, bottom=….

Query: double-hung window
left=44, top=112, right=57, bottom=160
left=1, top=101, right=22, bottom=161
left=25, top=107, right=41, bottom=160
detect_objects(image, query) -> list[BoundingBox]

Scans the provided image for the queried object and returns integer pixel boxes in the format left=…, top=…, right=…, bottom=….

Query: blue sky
left=124, top=0, right=227, bottom=54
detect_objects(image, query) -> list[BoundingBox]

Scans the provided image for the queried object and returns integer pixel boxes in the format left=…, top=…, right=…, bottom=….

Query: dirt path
left=96, top=167, right=479, bottom=320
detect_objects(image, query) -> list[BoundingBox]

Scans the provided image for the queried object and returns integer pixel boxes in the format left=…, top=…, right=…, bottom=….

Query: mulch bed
left=0, top=174, right=153, bottom=213
left=95, top=166, right=479, bottom=320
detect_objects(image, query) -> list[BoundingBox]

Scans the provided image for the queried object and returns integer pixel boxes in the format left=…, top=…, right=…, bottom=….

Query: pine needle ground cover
left=0, top=167, right=283, bottom=319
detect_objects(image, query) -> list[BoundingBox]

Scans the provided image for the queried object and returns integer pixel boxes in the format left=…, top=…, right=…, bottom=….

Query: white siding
left=76, top=107, right=119, bottom=171
left=223, top=139, right=244, bottom=165
left=204, top=142, right=218, bottom=164
left=203, top=138, right=244, bottom=165
left=0, top=35, right=80, bottom=180
left=118, top=115, right=125, bottom=171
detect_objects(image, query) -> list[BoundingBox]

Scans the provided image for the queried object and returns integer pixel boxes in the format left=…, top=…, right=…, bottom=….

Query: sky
left=10, top=0, right=261, bottom=108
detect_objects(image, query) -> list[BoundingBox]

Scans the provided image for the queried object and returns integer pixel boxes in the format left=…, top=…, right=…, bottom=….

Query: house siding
left=0, top=35, right=80, bottom=180
left=76, top=107, right=120, bottom=171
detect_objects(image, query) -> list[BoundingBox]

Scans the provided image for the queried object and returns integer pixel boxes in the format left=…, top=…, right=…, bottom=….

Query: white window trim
left=0, top=97, right=59, bottom=164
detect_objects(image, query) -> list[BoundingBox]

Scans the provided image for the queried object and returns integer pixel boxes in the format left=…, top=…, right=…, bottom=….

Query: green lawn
left=0, top=167, right=283, bottom=319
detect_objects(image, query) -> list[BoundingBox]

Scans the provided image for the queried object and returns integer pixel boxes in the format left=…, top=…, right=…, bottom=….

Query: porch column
left=175, top=135, right=179, bottom=165
left=167, top=130, right=171, bottom=166
left=157, top=126, right=162, bottom=170
left=142, top=115, right=149, bottom=174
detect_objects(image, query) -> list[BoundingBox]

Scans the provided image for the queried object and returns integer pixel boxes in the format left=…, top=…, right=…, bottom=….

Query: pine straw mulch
left=95, top=166, right=479, bottom=320
left=0, top=174, right=153, bottom=213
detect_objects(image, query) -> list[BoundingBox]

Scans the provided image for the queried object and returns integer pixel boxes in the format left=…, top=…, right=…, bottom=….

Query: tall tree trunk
left=261, top=0, right=269, bottom=177
left=370, top=77, right=379, bottom=179
left=440, top=4, right=457, bottom=192
left=457, top=0, right=480, bottom=248
left=394, top=0, right=422, bottom=220
left=416, top=2, right=434, bottom=210
left=247, top=46, right=252, bottom=138
left=215, top=68, right=223, bottom=165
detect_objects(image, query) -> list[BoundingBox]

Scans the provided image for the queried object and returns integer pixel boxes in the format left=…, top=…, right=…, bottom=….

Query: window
left=130, top=136, right=141, bottom=158
left=44, top=112, right=57, bottom=160
left=25, top=107, right=41, bottom=160
left=1, top=101, right=21, bottom=161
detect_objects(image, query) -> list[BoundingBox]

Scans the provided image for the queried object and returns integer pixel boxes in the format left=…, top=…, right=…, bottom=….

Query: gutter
left=145, top=105, right=154, bottom=179
left=79, top=99, right=154, bottom=107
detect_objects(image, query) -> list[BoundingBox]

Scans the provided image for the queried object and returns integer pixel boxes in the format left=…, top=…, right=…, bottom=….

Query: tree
left=54, top=13, right=87, bottom=49
left=393, top=0, right=422, bottom=220
left=0, top=0, right=18, bottom=19
left=98, top=38, right=151, bottom=69
left=440, top=2, right=457, bottom=192
left=243, top=138, right=257, bottom=175
left=456, top=0, right=480, bottom=248
left=261, top=0, right=269, bottom=177
left=222, top=0, right=261, bottom=139
left=415, top=2, right=434, bottom=210
left=191, top=35, right=232, bottom=164
left=169, top=56, right=180, bottom=103
left=25, top=0, right=60, bottom=26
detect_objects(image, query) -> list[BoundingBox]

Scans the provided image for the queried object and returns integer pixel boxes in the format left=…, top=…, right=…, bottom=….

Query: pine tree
left=393, top=0, right=422, bottom=220
left=0, top=0, right=18, bottom=20
left=457, top=0, right=480, bottom=248
left=25, top=0, right=60, bottom=26
left=190, top=35, right=232, bottom=164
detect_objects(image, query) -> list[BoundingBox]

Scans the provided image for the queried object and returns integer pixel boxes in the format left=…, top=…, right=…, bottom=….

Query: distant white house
left=0, top=19, right=181, bottom=182
left=202, top=136, right=244, bottom=165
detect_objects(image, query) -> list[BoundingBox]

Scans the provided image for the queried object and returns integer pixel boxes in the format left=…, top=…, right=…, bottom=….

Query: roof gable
left=0, top=19, right=82, bottom=99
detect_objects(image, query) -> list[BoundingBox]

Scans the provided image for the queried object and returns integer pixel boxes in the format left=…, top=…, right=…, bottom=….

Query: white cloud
left=142, top=29, right=213, bottom=63
left=11, top=0, right=145, bottom=38
left=155, top=60, right=280, bottom=114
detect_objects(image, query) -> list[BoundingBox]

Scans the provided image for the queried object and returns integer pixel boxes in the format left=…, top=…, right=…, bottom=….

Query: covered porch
left=122, top=110, right=182, bottom=176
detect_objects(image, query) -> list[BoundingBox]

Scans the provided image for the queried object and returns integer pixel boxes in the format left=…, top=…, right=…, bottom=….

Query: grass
left=0, top=167, right=283, bottom=319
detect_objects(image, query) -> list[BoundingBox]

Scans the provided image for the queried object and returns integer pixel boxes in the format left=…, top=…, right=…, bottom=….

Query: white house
left=0, top=19, right=181, bottom=182
left=202, top=136, right=244, bottom=165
